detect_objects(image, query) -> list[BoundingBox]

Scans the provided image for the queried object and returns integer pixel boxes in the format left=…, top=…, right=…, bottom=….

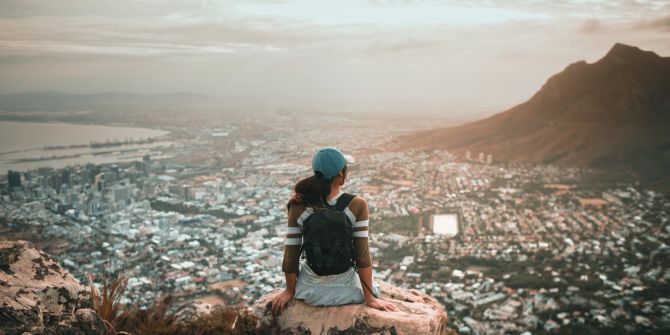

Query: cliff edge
left=0, top=240, right=105, bottom=335
left=252, top=281, right=450, bottom=335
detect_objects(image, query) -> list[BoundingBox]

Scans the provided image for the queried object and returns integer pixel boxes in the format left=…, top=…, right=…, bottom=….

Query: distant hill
left=0, top=91, right=215, bottom=112
left=393, top=43, right=670, bottom=191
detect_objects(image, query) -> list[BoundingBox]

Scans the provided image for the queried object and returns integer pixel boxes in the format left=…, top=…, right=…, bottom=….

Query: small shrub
left=88, top=273, right=260, bottom=334
left=87, top=272, right=129, bottom=334
left=116, top=296, right=259, bottom=335
left=185, top=305, right=258, bottom=335
left=116, top=295, right=182, bottom=335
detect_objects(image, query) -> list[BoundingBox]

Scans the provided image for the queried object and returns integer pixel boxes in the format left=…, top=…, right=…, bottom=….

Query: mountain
left=394, top=43, right=670, bottom=190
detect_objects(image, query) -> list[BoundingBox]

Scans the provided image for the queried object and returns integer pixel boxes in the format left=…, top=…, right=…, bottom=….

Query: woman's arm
left=351, top=196, right=398, bottom=311
left=272, top=205, right=303, bottom=313
left=271, top=272, right=296, bottom=313
left=357, top=266, right=398, bottom=311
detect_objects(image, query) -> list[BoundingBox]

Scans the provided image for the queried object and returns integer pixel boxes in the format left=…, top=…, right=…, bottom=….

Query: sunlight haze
left=1, top=0, right=668, bottom=115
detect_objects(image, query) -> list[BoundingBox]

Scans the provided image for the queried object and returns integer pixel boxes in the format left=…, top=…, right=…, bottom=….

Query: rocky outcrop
left=0, top=240, right=102, bottom=335
left=53, top=308, right=107, bottom=335
left=253, top=281, right=449, bottom=335
left=175, top=301, right=216, bottom=323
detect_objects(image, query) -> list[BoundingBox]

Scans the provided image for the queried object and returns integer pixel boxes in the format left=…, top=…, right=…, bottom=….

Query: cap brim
left=343, top=154, right=356, bottom=165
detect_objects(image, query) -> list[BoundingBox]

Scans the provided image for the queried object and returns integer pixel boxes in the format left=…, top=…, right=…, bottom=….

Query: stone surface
left=55, top=308, right=107, bottom=335
left=175, top=301, right=215, bottom=323
left=0, top=240, right=91, bottom=335
left=252, top=281, right=449, bottom=335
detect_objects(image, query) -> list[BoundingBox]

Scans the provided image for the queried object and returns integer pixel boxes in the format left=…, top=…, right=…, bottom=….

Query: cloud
left=0, top=0, right=207, bottom=18
left=634, top=15, right=670, bottom=31
left=0, top=0, right=669, bottom=115
left=0, top=15, right=315, bottom=59
left=578, top=18, right=603, bottom=34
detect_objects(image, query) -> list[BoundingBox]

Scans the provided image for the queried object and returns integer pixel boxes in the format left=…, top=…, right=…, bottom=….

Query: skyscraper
left=8, top=170, right=21, bottom=189
left=61, top=168, right=72, bottom=185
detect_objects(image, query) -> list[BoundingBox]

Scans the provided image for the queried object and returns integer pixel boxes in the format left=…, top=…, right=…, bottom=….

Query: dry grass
left=116, top=296, right=259, bottom=335
left=87, top=273, right=260, bottom=334
left=115, top=295, right=181, bottom=335
left=87, top=272, right=129, bottom=334
left=186, top=306, right=258, bottom=335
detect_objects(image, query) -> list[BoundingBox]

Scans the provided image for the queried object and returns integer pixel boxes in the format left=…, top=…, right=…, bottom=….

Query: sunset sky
left=1, top=0, right=668, bottom=115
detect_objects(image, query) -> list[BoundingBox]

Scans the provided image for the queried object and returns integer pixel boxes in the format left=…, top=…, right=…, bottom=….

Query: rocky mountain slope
left=394, top=43, right=670, bottom=190
left=0, top=240, right=105, bottom=335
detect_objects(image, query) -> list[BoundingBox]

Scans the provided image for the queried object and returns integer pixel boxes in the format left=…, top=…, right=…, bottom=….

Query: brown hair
left=287, top=165, right=347, bottom=211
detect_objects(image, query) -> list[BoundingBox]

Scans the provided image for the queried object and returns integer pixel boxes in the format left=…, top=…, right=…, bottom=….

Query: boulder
left=0, top=240, right=92, bottom=335
left=54, top=308, right=107, bottom=335
left=252, top=281, right=449, bottom=335
left=175, top=301, right=215, bottom=323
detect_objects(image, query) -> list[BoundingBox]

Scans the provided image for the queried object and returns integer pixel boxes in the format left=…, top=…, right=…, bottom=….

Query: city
left=2, top=114, right=668, bottom=334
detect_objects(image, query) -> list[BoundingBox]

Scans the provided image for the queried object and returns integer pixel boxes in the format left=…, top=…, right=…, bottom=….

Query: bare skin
left=271, top=272, right=296, bottom=314
left=271, top=169, right=398, bottom=313
left=357, top=266, right=398, bottom=312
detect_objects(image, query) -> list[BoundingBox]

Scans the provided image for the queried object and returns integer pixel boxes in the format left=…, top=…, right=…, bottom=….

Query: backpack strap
left=334, top=193, right=356, bottom=212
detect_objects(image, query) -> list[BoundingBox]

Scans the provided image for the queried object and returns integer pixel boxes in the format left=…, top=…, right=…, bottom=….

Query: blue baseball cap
left=312, top=147, right=355, bottom=180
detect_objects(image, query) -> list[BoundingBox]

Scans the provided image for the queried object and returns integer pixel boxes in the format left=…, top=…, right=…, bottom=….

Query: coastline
left=0, top=121, right=172, bottom=172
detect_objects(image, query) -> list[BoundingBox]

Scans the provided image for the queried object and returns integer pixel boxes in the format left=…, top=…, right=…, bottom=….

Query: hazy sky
left=0, top=0, right=668, bottom=115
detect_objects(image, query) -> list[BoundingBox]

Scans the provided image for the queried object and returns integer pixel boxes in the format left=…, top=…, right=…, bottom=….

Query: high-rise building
left=61, top=168, right=72, bottom=185
left=84, top=163, right=100, bottom=184
left=8, top=170, right=21, bottom=189
left=50, top=174, right=63, bottom=192
left=95, top=173, right=105, bottom=192
left=486, top=154, right=493, bottom=164
left=103, top=170, right=118, bottom=183
left=478, top=152, right=485, bottom=163
left=112, top=185, right=131, bottom=204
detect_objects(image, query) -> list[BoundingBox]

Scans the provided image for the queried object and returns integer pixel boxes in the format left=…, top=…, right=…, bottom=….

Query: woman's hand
left=365, top=297, right=399, bottom=312
left=271, top=289, right=294, bottom=314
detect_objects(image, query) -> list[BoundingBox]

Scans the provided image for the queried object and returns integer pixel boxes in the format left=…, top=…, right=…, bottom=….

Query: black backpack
left=301, top=193, right=356, bottom=276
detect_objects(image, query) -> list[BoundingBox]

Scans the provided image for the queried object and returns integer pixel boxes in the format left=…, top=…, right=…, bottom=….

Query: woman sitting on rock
left=271, top=147, right=398, bottom=313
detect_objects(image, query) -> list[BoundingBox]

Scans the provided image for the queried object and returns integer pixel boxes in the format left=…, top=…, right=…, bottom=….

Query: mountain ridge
left=393, top=43, right=670, bottom=191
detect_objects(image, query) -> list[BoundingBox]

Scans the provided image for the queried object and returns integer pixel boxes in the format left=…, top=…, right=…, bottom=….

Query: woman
left=271, top=147, right=398, bottom=313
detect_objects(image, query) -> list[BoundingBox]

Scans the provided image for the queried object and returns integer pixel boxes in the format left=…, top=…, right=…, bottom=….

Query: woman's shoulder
left=350, top=194, right=367, bottom=206
left=287, top=203, right=308, bottom=221
left=348, top=194, right=368, bottom=218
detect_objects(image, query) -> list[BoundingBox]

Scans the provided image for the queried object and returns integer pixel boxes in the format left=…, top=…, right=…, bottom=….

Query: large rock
left=54, top=308, right=108, bottom=335
left=253, top=281, right=449, bottom=335
left=0, top=240, right=93, bottom=335
left=175, top=301, right=216, bottom=323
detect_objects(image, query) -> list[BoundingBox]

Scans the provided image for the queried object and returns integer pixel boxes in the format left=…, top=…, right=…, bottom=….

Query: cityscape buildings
left=1, top=114, right=668, bottom=334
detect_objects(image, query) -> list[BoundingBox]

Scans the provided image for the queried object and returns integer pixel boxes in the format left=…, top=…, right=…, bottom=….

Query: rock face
left=0, top=240, right=99, bottom=335
left=54, top=308, right=107, bottom=335
left=253, top=281, right=448, bottom=335
left=175, top=301, right=216, bottom=323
